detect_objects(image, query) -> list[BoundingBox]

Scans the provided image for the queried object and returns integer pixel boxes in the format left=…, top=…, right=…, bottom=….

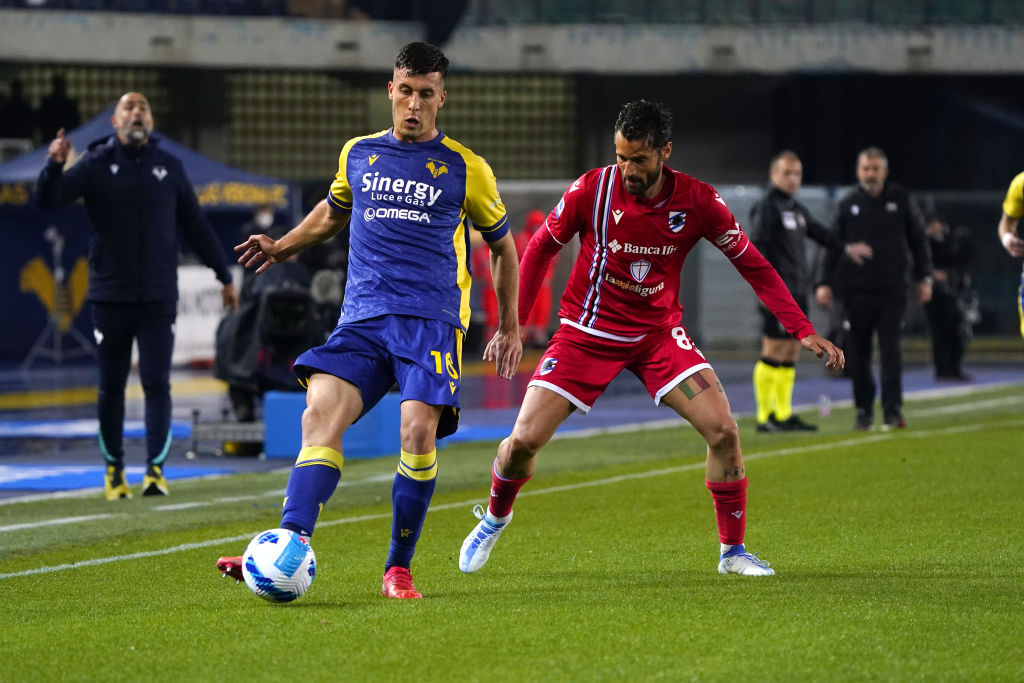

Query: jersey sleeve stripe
left=728, top=241, right=750, bottom=260
left=477, top=214, right=509, bottom=242
left=544, top=220, right=567, bottom=246
left=326, top=192, right=352, bottom=212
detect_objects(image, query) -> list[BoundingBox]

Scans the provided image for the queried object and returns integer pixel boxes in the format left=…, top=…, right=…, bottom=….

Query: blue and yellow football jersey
left=1002, top=171, right=1024, bottom=220
left=327, top=129, right=509, bottom=331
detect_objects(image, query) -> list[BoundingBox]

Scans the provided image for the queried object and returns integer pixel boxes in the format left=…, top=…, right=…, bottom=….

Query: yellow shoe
left=104, top=465, right=132, bottom=501
left=142, top=464, right=169, bottom=496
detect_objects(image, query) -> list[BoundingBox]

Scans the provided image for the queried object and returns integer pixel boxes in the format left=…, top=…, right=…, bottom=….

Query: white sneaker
left=459, top=504, right=512, bottom=574
left=717, top=547, right=775, bottom=576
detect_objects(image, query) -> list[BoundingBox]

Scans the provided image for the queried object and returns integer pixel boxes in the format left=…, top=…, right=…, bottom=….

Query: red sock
left=488, top=459, right=531, bottom=518
left=706, top=477, right=748, bottom=545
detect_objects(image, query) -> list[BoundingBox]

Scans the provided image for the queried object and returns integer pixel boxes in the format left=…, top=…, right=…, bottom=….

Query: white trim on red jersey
left=559, top=318, right=646, bottom=343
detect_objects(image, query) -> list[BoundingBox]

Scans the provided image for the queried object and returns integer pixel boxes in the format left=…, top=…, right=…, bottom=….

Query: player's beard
left=623, top=164, right=661, bottom=196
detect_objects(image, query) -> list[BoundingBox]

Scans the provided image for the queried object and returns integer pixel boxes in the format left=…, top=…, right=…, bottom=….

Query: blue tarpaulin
left=0, top=108, right=298, bottom=213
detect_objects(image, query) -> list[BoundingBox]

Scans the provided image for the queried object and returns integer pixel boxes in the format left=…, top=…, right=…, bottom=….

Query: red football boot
left=217, top=556, right=244, bottom=583
left=381, top=566, right=422, bottom=599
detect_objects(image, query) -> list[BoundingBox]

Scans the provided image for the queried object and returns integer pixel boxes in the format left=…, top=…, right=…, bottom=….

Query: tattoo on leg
left=723, top=466, right=745, bottom=478
left=679, top=372, right=713, bottom=400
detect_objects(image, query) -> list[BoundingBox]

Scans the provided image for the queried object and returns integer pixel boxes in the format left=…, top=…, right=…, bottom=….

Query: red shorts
left=528, top=322, right=712, bottom=412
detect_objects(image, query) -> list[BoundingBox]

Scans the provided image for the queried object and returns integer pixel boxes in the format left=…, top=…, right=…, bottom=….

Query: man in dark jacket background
left=37, top=91, right=238, bottom=499
left=815, top=147, right=932, bottom=431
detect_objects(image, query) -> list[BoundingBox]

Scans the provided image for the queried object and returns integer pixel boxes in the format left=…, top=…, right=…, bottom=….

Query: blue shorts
left=294, top=314, right=463, bottom=438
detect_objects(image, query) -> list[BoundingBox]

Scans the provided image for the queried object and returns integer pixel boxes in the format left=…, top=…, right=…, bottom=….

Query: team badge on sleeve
left=554, top=196, right=565, bottom=219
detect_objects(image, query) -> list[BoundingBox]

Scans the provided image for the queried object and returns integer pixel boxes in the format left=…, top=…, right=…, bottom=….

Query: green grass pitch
left=1, top=384, right=1022, bottom=681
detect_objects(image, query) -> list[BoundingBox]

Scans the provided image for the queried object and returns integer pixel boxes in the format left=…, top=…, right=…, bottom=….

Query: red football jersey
left=529, top=164, right=814, bottom=340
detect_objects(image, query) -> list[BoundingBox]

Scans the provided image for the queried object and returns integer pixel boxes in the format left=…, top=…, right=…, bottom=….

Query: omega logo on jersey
left=607, top=239, right=677, bottom=256
left=363, top=206, right=431, bottom=223
left=361, top=172, right=442, bottom=208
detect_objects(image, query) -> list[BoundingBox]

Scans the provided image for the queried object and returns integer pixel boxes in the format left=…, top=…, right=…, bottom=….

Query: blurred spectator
left=37, top=74, right=81, bottom=142
left=474, top=209, right=553, bottom=346
left=515, top=209, right=553, bottom=346
left=238, top=204, right=284, bottom=286
left=923, top=215, right=973, bottom=381
left=0, top=79, right=35, bottom=141
left=472, top=228, right=500, bottom=341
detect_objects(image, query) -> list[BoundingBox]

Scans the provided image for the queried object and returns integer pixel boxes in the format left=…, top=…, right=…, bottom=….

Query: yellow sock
left=753, top=360, right=777, bottom=424
left=773, top=364, right=796, bottom=421
left=397, top=449, right=438, bottom=481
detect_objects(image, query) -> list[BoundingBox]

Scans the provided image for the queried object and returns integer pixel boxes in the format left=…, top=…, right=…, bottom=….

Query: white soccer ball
left=241, top=528, right=316, bottom=603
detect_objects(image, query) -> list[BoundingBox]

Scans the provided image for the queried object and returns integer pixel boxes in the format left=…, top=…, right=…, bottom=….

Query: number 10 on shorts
left=430, top=350, right=459, bottom=379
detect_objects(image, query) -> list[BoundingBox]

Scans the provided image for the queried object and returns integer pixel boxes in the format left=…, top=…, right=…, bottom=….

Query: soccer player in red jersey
left=459, top=100, right=845, bottom=576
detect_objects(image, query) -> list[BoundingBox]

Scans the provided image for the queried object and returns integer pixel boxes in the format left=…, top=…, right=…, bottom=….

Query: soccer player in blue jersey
left=217, top=42, right=522, bottom=599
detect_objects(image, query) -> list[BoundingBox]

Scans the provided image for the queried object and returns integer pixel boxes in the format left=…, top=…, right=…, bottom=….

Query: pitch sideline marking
left=0, top=513, right=116, bottom=533
left=3, top=417, right=1022, bottom=581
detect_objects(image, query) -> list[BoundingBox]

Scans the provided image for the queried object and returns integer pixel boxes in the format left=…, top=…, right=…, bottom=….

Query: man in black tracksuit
left=37, top=92, right=238, bottom=499
left=749, top=150, right=871, bottom=433
left=816, top=147, right=932, bottom=431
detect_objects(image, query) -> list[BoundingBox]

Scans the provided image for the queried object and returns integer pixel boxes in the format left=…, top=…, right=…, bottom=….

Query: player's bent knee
left=300, top=401, right=348, bottom=447
left=399, top=417, right=437, bottom=453
left=705, top=417, right=740, bottom=451
left=506, top=432, right=546, bottom=459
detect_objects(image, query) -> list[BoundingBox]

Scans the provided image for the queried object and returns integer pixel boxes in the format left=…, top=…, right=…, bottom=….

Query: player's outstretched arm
left=483, top=232, right=522, bottom=380
left=235, top=200, right=350, bottom=273
left=800, top=333, right=845, bottom=370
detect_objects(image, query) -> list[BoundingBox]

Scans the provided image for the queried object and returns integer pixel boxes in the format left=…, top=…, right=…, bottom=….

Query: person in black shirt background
left=923, top=214, right=973, bottom=381
left=816, top=147, right=932, bottom=431
left=37, top=74, right=81, bottom=142
left=749, top=150, right=869, bottom=432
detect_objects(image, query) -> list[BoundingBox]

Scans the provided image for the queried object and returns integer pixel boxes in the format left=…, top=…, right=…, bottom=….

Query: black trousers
left=92, top=300, right=176, bottom=467
left=925, top=286, right=964, bottom=377
left=844, top=287, right=906, bottom=418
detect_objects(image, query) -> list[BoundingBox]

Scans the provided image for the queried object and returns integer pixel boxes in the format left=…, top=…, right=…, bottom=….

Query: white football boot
left=459, top=504, right=512, bottom=573
left=717, top=546, right=775, bottom=576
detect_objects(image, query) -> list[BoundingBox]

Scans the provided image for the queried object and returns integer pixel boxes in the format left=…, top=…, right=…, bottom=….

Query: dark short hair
left=614, top=100, right=673, bottom=150
left=858, top=146, right=888, bottom=165
left=395, top=42, right=449, bottom=81
left=770, top=149, right=801, bottom=172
